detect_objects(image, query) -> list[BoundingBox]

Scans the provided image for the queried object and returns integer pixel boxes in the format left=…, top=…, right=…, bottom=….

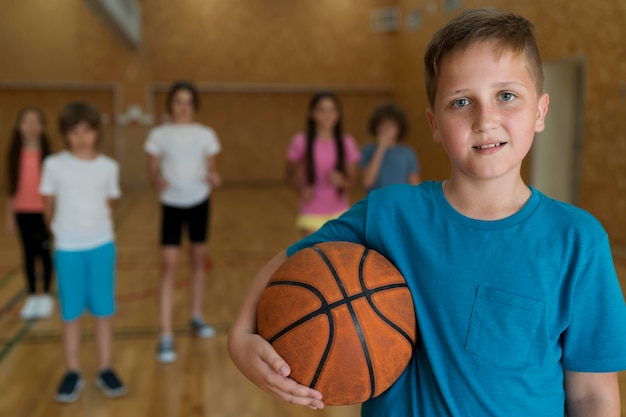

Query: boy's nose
left=472, top=103, right=499, bottom=132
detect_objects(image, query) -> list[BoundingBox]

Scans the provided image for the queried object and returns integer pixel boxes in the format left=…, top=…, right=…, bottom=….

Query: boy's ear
left=425, top=108, right=442, bottom=143
left=534, top=93, right=550, bottom=133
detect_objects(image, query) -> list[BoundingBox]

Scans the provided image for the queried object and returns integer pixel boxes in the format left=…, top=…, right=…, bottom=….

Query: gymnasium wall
left=1, top=1, right=624, bottom=246
left=0, top=0, right=396, bottom=186
left=395, top=0, right=626, bottom=246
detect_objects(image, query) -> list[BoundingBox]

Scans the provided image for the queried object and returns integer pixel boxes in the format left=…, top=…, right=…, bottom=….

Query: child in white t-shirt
left=144, top=81, right=222, bottom=363
left=40, top=101, right=126, bottom=403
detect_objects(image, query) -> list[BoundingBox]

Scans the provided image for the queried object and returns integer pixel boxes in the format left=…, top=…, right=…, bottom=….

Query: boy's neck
left=70, top=149, right=98, bottom=160
left=443, top=175, right=531, bottom=220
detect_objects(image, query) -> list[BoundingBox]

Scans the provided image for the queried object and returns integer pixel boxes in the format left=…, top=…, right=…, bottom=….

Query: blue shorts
left=54, top=242, right=116, bottom=321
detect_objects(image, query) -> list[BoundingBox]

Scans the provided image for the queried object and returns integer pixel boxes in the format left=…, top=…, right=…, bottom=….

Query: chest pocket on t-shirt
left=465, top=286, right=545, bottom=368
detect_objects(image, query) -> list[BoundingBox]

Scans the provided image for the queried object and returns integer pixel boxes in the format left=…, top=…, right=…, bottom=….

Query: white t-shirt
left=40, top=151, right=121, bottom=250
left=144, top=123, right=221, bottom=208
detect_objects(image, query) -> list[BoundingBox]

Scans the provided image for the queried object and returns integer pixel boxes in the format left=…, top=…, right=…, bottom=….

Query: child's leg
left=94, top=318, right=112, bottom=370
left=160, top=247, right=180, bottom=336
left=189, top=243, right=206, bottom=318
left=63, top=319, right=82, bottom=370
left=84, top=242, right=116, bottom=368
left=35, top=214, right=53, bottom=294
left=15, top=213, right=37, bottom=294
left=187, top=198, right=210, bottom=319
left=159, top=204, right=184, bottom=337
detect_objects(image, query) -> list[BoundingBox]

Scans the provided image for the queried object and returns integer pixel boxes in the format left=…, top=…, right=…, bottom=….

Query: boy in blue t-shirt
left=361, top=102, right=421, bottom=193
left=228, top=8, right=626, bottom=416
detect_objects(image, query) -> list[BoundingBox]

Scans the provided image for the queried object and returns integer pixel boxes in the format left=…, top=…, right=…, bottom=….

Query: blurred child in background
left=41, top=101, right=126, bottom=403
left=361, top=102, right=421, bottom=194
left=285, top=92, right=360, bottom=237
left=5, top=107, right=54, bottom=320
left=144, top=81, right=222, bottom=364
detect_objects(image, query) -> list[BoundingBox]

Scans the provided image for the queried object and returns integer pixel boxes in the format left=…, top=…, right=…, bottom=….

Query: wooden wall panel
left=395, top=0, right=626, bottom=246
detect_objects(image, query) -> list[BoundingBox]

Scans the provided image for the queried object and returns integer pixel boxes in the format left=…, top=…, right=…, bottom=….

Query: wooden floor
left=0, top=185, right=624, bottom=416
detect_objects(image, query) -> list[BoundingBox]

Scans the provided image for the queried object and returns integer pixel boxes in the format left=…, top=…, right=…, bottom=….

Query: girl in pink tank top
left=5, top=107, right=54, bottom=320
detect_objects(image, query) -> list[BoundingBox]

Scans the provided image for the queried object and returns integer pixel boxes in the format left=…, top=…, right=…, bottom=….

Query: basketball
left=257, top=241, right=417, bottom=405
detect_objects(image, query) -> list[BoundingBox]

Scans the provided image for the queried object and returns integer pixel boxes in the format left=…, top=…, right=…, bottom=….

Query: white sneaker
left=156, top=335, right=177, bottom=364
left=190, top=317, right=216, bottom=339
left=19, top=296, right=39, bottom=320
left=36, top=294, right=54, bottom=318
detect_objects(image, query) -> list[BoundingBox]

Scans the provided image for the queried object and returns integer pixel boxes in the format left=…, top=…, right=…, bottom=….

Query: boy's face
left=171, top=89, right=195, bottom=123
left=66, top=122, right=98, bottom=153
left=377, top=119, right=400, bottom=142
left=426, top=41, right=549, bottom=182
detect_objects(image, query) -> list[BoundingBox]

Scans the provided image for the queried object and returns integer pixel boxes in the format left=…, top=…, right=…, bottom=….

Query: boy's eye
left=451, top=98, right=470, bottom=108
left=499, top=92, right=516, bottom=102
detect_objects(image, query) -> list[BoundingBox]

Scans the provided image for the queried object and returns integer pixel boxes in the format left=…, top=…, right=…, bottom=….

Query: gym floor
left=0, top=185, right=624, bottom=416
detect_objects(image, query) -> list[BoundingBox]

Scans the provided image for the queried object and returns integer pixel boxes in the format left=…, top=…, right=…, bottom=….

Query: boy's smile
left=426, top=41, right=549, bottom=183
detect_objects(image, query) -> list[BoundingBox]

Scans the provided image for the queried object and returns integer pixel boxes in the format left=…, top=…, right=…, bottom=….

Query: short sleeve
left=204, top=128, right=221, bottom=156
left=107, top=162, right=122, bottom=199
left=407, top=148, right=420, bottom=174
left=343, top=135, right=361, bottom=164
left=360, top=144, right=376, bottom=168
left=144, top=128, right=162, bottom=156
left=287, top=197, right=369, bottom=257
left=562, top=235, right=626, bottom=372
left=286, top=133, right=306, bottom=162
left=39, top=157, right=56, bottom=196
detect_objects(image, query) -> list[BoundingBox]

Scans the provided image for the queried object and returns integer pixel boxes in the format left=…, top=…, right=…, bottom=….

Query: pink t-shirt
left=12, top=148, right=44, bottom=212
left=286, top=132, right=361, bottom=215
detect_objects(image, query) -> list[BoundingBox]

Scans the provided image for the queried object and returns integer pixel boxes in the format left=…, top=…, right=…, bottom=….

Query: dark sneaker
left=95, top=369, right=127, bottom=398
left=190, top=317, right=216, bottom=339
left=156, top=335, right=176, bottom=363
left=54, top=371, right=84, bottom=403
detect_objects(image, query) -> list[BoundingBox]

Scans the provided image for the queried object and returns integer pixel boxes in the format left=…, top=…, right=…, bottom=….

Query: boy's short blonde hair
left=424, top=8, right=544, bottom=107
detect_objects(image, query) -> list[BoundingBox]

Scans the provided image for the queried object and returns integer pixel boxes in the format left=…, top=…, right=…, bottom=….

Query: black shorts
left=161, top=198, right=210, bottom=246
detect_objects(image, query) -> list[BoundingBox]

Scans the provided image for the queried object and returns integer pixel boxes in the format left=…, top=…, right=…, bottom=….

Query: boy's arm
left=408, top=172, right=421, bottom=186
left=42, top=195, right=54, bottom=233
left=564, top=370, right=620, bottom=416
left=206, top=155, right=222, bottom=188
left=148, top=155, right=167, bottom=190
left=227, top=250, right=324, bottom=410
left=361, top=145, right=388, bottom=189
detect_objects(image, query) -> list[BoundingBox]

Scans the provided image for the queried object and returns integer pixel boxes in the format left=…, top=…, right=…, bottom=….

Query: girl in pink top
left=286, top=92, right=361, bottom=236
left=5, top=107, right=53, bottom=320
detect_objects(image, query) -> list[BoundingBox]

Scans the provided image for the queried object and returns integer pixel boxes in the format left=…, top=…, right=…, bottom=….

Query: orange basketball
left=257, top=241, right=417, bottom=405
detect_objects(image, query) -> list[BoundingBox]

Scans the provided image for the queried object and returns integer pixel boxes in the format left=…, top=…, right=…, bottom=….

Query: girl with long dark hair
left=286, top=92, right=361, bottom=236
left=5, top=107, right=54, bottom=319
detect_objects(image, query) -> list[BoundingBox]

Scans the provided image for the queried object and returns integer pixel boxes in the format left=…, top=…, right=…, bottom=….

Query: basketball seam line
left=358, top=253, right=416, bottom=347
left=265, top=280, right=334, bottom=388
left=313, top=245, right=376, bottom=400
left=265, top=281, right=408, bottom=344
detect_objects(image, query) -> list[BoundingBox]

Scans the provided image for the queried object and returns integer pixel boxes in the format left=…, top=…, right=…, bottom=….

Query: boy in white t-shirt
left=144, top=81, right=222, bottom=363
left=40, top=102, right=126, bottom=403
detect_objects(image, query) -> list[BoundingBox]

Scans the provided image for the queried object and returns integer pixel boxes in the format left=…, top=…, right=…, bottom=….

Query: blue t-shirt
left=360, top=143, right=420, bottom=192
left=287, top=181, right=626, bottom=416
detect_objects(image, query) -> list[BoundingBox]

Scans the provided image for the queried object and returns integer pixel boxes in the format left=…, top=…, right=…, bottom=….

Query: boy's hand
left=153, top=175, right=168, bottom=191
left=207, top=172, right=223, bottom=188
left=376, top=124, right=397, bottom=149
left=228, top=331, right=324, bottom=410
